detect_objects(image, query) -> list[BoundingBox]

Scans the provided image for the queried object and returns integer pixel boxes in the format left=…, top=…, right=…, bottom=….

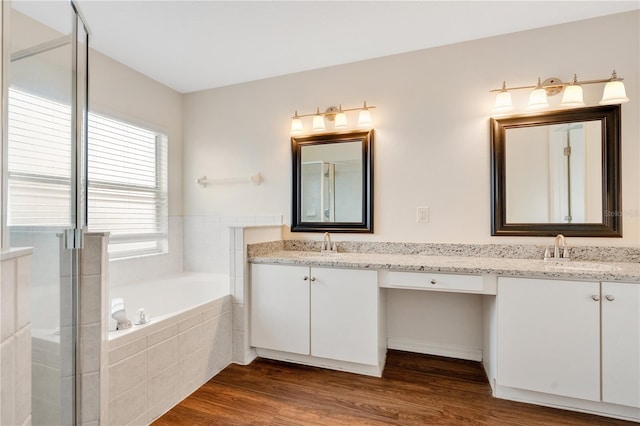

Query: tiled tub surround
left=1, top=248, right=33, bottom=426
left=228, top=225, right=284, bottom=366
left=107, top=278, right=232, bottom=425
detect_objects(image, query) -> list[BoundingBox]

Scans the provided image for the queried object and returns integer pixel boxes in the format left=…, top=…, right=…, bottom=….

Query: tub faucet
left=321, top=232, right=337, bottom=253
left=111, top=298, right=132, bottom=330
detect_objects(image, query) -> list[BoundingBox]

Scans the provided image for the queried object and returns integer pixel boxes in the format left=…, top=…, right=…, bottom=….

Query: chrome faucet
left=544, top=234, right=570, bottom=261
left=111, top=298, right=132, bottom=330
left=321, top=232, right=337, bottom=253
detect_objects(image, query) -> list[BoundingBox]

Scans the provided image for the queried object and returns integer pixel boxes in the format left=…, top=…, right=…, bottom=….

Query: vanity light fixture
left=358, top=101, right=373, bottom=126
left=290, top=101, right=376, bottom=134
left=334, top=105, right=347, bottom=128
left=490, top=70, right=629, bottom=113
left=528, top=77, right=550, bottom=109
left=600, top=70, right=630, bottom=104
left=493, top=82, right=514, bottom=113
left=312, top=107, right=326, bottom=131
left=561, top=74, right=585, bottom=107
left=290, top=111, right=303, bottom=133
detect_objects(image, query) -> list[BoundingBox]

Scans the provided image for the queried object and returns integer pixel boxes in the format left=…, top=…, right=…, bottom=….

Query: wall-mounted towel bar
left=196, top=173, right=262, bottom=188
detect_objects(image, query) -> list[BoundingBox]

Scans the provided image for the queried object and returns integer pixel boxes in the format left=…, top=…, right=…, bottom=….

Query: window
left=7, top=88, right=168, bottom=258
left=88, top=115, right=168, bottom=258
left=7, top=88, right=73, bottom=226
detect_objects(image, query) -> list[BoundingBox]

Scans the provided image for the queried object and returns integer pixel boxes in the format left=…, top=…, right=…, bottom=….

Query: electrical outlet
left=416, top=206, right=429, bottom=223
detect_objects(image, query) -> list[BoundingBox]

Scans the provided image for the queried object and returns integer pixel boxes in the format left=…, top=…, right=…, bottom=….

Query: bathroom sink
left=319, top=251, right=341, bottom=257
left=290, top=251, right=341, bottom=259
left=544, top=260, right=619, bottom=272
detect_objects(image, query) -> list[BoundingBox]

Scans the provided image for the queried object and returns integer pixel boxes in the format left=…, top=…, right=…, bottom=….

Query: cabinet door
left=497, top=277, right=600, bottom=401
left=602, top=281, right=640, bottom=408
left=250, top=264, right=310, bottom=355
left=310, top=267, right=379, bottom=365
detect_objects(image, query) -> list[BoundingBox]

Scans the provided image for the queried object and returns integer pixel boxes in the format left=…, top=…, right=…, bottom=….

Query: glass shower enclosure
left=3, top=1, right=89, bottom=424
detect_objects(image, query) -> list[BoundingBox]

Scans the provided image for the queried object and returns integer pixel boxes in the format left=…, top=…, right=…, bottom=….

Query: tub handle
left=134, top=308, right=149, bottom=325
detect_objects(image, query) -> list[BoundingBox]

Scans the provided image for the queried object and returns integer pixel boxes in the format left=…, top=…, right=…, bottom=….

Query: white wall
left=89, top=51, right=183, bottom=217
left=182, top=11, right=640, bottom=247
left=89, top=49, right=185, bottom=284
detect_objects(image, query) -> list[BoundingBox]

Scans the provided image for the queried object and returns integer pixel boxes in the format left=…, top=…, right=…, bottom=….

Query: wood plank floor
left=153, top=350, right=635, bottom=425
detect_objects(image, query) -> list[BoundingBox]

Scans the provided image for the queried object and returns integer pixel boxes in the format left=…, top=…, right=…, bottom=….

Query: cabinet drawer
left=380, top=270, right=490, bottom=294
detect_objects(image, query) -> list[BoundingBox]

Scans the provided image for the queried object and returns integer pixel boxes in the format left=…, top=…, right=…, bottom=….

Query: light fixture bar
left=490, top=70, right=629, bottom=112
left=291, top=103, right=377, bottom=119
left=290, top=101, right=376, bottom=133
left=489, top=71, right=624, bottom=93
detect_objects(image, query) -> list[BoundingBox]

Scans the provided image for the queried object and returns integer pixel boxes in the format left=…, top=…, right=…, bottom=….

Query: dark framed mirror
left=491, top=105, right=621, bottom=237
left=292, top=130, right=373, bottom=233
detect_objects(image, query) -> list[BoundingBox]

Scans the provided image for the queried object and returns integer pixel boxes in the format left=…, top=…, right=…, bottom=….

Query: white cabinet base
left=256, top=348, right=386, bottom=378
left=494, top=385, right=640, bottom=423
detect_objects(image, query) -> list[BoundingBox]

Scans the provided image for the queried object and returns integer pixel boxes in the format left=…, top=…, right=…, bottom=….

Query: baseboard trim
left=255, top=348, right=384, bottom=377
left=495, top=384, right=640, bottom=423
left=387, top=338, right=482, bottom=362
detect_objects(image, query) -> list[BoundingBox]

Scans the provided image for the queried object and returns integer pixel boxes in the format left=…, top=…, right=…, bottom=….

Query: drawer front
left=382, top=270, right=485, bottom=293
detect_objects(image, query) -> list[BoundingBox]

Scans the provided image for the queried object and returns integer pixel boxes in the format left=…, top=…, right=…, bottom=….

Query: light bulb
left=493, top=81, right=513, bottom=113
left=334, top=105, right=347, bottom=128
left=600, top=80, right=629, bottom=105
left=561, top=84, right=585, bottom=107
left=358, top=101, right=372, bottom=126
left=494, top=91, right=513, bottom=113
left=290, top=111, right=303, bottom=133
left=312, top=107, right=325, bottom=131
left=528, top=78, right=548, bottom=109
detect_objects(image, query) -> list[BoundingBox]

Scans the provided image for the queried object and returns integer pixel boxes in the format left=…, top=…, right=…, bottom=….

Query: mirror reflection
left=292, top=130, right=373, bottom=233
left=301, top=142, right=363, bottom=223
left=490, top=105, right=621, bottom=237
left=505, top=121, right=602, bottom=224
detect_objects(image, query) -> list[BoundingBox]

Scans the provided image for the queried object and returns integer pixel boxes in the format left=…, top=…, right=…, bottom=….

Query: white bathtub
left=107, top=272, right=233, bottom=425
left=108, top=272, right=230, bottom=332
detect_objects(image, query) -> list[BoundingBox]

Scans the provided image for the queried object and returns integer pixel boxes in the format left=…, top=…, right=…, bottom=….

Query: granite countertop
left=249, top=250, right=640, bottom=283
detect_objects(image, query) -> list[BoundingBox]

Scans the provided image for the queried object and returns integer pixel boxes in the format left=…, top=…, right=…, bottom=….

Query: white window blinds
left=7, top=88, right=72, bottom=226
left=7, top=88, right=168, bottom=258
left=88, top=114, right=168, bottom=257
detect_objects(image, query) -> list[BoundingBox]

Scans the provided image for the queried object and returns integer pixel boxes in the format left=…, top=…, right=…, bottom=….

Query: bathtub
left=107, top=272, right=233, bottom=425
left=108, top=272, right=230, bottom=331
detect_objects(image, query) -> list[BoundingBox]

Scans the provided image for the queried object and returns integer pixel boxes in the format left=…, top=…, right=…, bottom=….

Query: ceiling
left=19, top=1, right=640, bottom=94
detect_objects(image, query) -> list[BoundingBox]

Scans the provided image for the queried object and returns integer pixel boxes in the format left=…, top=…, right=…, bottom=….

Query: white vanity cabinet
left=601, top=281, right=640, bottom=408
left=497, top=277, right=640, bottom=409
left=497, top=277, right=601, bottom=401
left=250, top=264, right=310, bottom=354
left=250, top=263, right=382, bottom=370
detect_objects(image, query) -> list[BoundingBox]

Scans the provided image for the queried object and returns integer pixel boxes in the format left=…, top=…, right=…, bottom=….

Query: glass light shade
left=312, top=114, right=325, bottom=131
left=358, top=109, right=372, bottom=126
left=493, top=91, right=513, bottom=113
left=561, top=84, right=585, bottom=107
left=290, top=117, right=303, bottom=133
left=528, top=87, right=549, bottom=109
left=334, top=111, right=347, bottom=128
left=599, top=80, right=630, bottom=105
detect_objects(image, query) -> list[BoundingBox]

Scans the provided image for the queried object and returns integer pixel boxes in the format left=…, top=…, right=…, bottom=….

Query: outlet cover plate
left=416, top=206, right=429, bottom=223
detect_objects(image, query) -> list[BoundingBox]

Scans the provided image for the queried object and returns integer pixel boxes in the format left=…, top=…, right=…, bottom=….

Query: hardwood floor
left=153, top=350, right=634, bottom=425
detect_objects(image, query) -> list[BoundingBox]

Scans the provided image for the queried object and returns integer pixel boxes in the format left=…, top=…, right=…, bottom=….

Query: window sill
left=109, top=249, right=168, bottom=262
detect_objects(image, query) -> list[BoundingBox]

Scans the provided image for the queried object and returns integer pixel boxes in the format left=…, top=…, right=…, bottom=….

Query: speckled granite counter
left=249, top=247, right=640, bottom=283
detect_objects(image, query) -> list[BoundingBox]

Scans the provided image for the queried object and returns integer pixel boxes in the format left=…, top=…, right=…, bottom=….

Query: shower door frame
left=0, top=1, right=90, bottom=423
